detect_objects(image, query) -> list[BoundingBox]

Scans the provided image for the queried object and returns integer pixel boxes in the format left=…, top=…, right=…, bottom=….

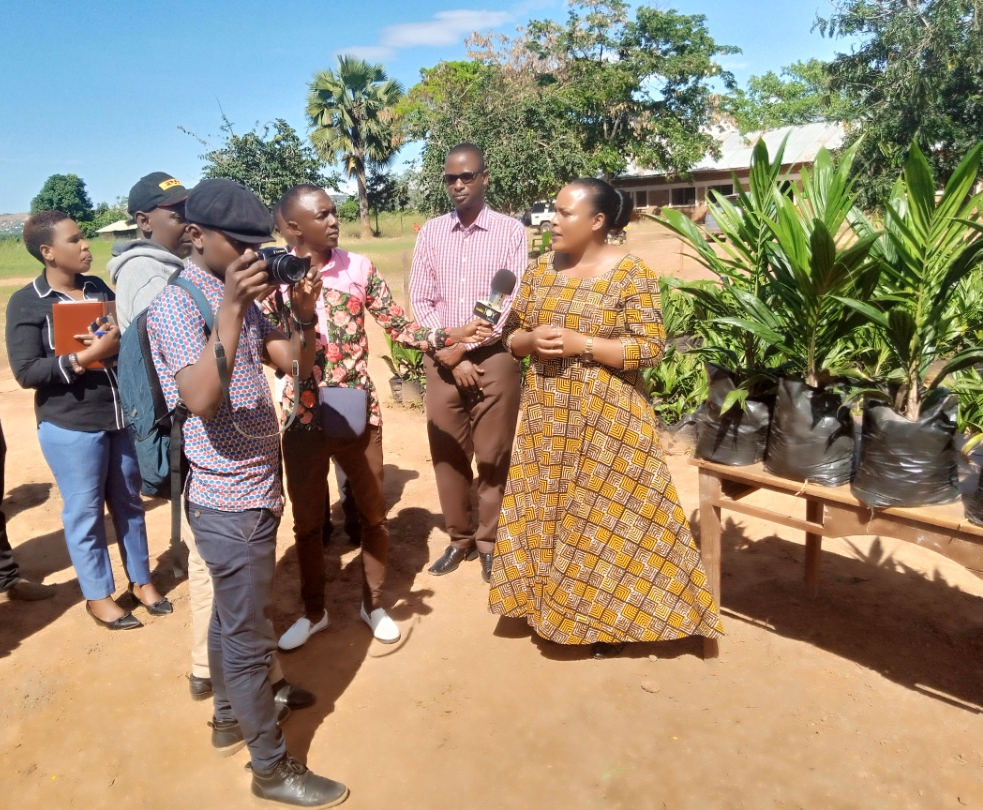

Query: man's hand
left=224, top=250, right=273, bottom=317
left=452, top=359, right=485, bottom=395
left=290, top=264, right=323, bottom=323
left=435, top=342, right=468, bottom=369
left=447, top=317, right=493, bottom=345
left=530, top=324, right=563, bottom=359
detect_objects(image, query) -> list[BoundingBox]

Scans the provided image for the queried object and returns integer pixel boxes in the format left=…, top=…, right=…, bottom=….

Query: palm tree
left=307, top=56, right=405, bottom=240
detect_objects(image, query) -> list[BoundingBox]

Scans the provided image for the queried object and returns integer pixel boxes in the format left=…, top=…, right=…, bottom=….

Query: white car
left=526, top=201, right=555, bottom=233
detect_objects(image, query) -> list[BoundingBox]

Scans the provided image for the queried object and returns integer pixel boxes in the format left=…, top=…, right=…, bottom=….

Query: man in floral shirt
left=267, top=185, right=490, bottom=651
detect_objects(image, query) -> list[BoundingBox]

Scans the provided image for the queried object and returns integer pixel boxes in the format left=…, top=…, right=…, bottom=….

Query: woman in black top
left=6, top=211, right=170, bottom=629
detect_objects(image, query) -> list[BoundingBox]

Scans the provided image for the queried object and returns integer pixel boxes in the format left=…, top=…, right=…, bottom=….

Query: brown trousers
left=424, top=343, right=521, bottom=554
left=282, top=426, right=388, bottom=614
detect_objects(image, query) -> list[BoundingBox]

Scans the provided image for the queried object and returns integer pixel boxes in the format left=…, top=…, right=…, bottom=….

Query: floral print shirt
left=263, top=248, right=452, bottom=431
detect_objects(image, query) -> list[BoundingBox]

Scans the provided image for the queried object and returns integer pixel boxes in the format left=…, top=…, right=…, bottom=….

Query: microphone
left=473, top=269, right=517, bottom=324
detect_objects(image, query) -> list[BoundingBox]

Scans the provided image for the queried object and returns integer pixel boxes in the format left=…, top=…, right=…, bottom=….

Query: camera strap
left=212, top=301, right=302, bottom=440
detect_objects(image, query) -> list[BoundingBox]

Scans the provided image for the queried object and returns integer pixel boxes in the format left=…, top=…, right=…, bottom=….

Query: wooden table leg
left=804, top=499, right=824, bottom=598
left=698, top=469, right=723, bottom=660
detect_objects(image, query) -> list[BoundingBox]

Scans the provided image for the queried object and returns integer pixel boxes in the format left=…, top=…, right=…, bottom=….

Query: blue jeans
left=188, top=503, right=285, bottom=773
left=37, top=422, right=151, bottom=601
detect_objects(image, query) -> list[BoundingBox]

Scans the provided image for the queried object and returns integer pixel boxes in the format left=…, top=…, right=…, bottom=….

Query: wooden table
left=691, top=458, right=983, bottom=660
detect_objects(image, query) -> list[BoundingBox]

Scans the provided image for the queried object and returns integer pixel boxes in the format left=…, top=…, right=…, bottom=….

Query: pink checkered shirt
left=409, top=205, right=527, bottom=349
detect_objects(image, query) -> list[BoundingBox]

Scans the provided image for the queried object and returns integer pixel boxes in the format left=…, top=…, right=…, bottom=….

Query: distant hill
left=0, top=213, right=27, bottom=238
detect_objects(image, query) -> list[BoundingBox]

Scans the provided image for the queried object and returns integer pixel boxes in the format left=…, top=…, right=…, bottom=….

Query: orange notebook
left=52, top=300, right=117, bottom=369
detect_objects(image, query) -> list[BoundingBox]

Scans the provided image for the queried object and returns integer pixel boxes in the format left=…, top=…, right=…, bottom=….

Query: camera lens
left=256, top=247, right=311, bottom=285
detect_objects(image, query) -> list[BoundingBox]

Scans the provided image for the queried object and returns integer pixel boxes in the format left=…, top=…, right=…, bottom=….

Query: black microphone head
left=491, top=269, right=517, bottom=296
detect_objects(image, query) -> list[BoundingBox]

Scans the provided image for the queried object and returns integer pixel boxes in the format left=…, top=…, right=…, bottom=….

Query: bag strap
left=171, top=275, right=214, bottom=335
left=170, top=402, right=188, bottom=579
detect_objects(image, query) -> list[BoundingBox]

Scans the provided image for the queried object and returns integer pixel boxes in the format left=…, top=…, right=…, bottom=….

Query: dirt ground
left=2, top=226, right=983, bottom=809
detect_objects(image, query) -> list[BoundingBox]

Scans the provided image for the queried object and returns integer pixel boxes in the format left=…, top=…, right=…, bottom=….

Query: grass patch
left=0, top=238, right=114, bottom=283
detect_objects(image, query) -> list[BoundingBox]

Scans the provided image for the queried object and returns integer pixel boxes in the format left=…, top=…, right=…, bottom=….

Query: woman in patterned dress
left=488, top=179, right=723, bottom=658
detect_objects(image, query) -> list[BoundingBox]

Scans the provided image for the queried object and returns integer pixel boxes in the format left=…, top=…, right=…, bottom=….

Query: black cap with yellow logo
left=127, top=172, right=189, bottom=216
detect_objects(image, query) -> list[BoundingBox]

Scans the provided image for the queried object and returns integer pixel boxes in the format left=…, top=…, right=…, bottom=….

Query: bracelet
left=68, top=353, right=85, bottom=375
left=291, top=315, right=316, bottom=330
left=503, top=330, right=519, bottom=353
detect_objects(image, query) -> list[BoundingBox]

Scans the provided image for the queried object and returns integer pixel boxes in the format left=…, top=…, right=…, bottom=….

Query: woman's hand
left=448, top=318, right=494, bottom=344
left=76, top=325, right=121, bottom=368
left=557, top=328, right=588, bottom=357
left=530, top=324, right=563, bottom=359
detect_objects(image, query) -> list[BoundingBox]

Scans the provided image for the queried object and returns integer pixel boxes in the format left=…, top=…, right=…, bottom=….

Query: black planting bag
left=765, top=377, right=856, bottom=487
left=694, top=364, right=772, bottom=466
left=851, top=394, right=960, bottom=509
left=968, top=473, right=983, bottom=527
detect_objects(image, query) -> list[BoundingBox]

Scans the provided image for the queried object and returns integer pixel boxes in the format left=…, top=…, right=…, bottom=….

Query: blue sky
left=0, top=0, right=846, bottom=213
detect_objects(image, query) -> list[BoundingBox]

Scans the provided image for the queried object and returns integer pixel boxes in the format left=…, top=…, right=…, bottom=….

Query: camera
left=255, top=247, right=311, bottom=285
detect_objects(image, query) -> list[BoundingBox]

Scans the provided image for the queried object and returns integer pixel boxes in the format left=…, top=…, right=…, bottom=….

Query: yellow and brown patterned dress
left=489, top=253, right=723, bottom=645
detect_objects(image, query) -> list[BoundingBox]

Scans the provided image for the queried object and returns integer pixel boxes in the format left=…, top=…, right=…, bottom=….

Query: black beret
left=185, top=178, right=274, bottom=244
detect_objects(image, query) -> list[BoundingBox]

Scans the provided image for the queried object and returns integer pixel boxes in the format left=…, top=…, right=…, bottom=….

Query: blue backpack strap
left=170, top=274, right=215, bottom=334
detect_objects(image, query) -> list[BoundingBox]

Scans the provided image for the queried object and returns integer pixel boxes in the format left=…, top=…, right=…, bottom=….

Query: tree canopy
left=189, top=117, right=333, bottom=209
left=30, top=174, right=94, bottom=223
left=308, top=56, right=404, bottom=239
left=403, top=0, right=738, bottom=214
left=817, top=0, right=983, bottom=208
left=721, top=59, right=852, bottom=133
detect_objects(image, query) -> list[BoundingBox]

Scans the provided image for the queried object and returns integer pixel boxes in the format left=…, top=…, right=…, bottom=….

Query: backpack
left=118, top=273, right=213, bottom=578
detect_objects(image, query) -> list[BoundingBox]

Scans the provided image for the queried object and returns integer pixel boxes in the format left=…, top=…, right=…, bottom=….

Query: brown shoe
left=0, top=579, right=55, bottom=602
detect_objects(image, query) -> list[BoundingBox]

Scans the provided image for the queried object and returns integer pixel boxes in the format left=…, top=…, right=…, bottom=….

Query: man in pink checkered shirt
left=410, top=143, right=527, bottom=584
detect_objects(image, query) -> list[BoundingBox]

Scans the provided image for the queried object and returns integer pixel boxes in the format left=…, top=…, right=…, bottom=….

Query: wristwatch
left=581, top=336, right=594, bottom=363
left=68, top=353, right=85, bottom=375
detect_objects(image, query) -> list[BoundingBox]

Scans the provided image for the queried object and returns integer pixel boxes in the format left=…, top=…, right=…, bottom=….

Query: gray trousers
left=188, top=502, right=286, bottom=773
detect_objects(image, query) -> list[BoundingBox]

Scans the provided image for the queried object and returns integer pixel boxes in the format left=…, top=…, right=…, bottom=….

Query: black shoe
left=345, top=524, right=362, bottom=548
left=591, top=641, right=626, bottom=659
left=428, top=546, right=479, bottom=576
left=127, top=583, right=173, bottom=615
left=210, top=705, right=292, bottom=758
left=273, top=679, right=316, bottom=711
left=189, top=674, right=213, bottom=701
left=251, top=755, right=349, bottom=808
left=86, top=602, right=142, bottom=630
left=479, top=552, right=493, bottom=584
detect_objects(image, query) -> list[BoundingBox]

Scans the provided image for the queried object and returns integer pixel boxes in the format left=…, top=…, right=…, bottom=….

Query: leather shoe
left=479, top=552, right=493, bottom=584
left=210, top=704, right=292, bottom=757
left=189, top=674, right=213, bottom=701
left=127, top=583, right=173, bottom=615
left=428, top=546, right=478, bottom=576
left=86, top=602, right=142, bottom=630
left=0, top=579, right=55, bottom=601
left=273, top=679, right=316, bottom=710
left=591, top=641, right=626, bottom=659
left=251, top=755, right=349, bottom=808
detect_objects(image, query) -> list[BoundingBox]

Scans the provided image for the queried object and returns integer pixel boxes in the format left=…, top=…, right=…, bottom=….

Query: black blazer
left=6, top=272, right=124, bottom=432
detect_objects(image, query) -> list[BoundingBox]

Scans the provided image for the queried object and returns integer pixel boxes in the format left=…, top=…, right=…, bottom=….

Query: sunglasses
left=443, top=171, right=484, bottom=185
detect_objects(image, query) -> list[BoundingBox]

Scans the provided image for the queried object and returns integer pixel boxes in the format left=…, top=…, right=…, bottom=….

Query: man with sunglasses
left=410, top=143, right=526, bottom=583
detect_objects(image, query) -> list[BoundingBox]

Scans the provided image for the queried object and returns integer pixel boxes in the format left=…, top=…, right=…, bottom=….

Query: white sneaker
left=278, top=610, right=329, bottom=651
left=360, top=604, right=401, bottom=644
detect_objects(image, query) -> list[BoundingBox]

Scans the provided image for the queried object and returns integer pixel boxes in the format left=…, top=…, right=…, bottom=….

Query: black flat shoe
left=189, top=674, right=213, bottom=701
left=251, top=755, right=349, bottom=808
left=479, top=552, right=493, bottom=584
left=127, top=583, right=173, bottom=615
left=272, top=679, right=316, bottom=711
left=591, top=641, right=626, bottom=659
left=428, top=546, right=479, bottom=576
left=86, top=602, right=142, bottom=630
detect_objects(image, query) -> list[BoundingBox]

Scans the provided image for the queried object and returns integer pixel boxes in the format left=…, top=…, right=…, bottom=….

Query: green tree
left=722, top=59, right=852, bottom=133
left=817, top=0, right=983, bottom=209
left=80, top=200, right=130, bottom=239
left=186, top=117, right=333, bottom=209
left=308, top=56, right=404, bottom=239
left=30, top=174, right=94, bottom=223
left=523, top=0, right=740, bottom=178
left=401, top=58, right=594, bottom=215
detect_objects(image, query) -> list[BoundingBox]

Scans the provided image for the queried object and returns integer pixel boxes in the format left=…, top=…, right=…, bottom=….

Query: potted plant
left=382, top=335, right=426, bottom=406
left=842, top=141, right=983, bottom=507
left=654, top=138, right=789, bottom=465
left=724, top=142, right=882, bottom=486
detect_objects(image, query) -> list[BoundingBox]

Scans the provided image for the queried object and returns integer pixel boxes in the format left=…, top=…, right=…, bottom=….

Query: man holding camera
left=409, top=143, right=526, bottom=583
left=266, top=184, right=491, bottom=652
left=146, top=179, right=349, bottom=808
